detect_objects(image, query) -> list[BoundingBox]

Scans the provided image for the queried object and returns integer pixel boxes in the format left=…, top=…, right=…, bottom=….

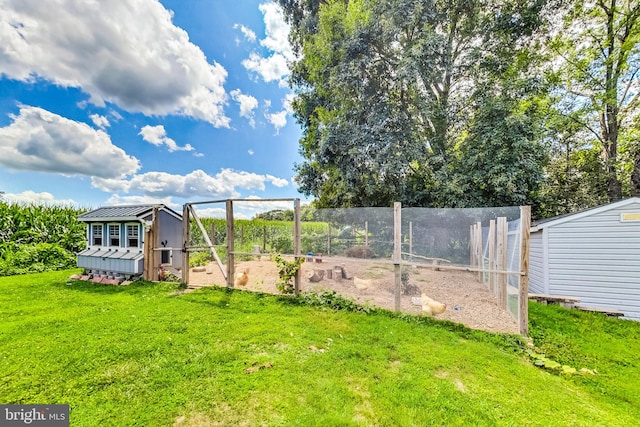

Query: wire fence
left=183, top=202, right=529, bottom=335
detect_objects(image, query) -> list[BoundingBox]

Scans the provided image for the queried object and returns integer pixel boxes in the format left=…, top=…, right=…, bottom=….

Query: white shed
left=529, top=197, right=640, bottom=320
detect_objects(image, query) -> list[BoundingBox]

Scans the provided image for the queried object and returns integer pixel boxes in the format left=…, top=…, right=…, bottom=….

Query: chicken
left=421, top=293, right=446, bottom=316
left=234, top=268, right=249, bottom=287
left=353, top=276, right=371, bottom=290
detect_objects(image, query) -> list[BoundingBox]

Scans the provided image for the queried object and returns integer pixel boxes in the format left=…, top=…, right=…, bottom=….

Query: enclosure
left=181, top=200, right=530, bottom=335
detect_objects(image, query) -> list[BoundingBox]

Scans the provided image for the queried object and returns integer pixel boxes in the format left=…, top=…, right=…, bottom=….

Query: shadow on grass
left=60, top=277, right=179, bottom=296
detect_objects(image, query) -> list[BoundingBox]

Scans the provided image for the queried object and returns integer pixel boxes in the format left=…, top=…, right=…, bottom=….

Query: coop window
left=126, top=225, right=139, bottom=248
left=161, top=250, right=170, bottom=265
left=109, top=224, right=120, bottom=247
left=92, top=224, right=102, bottom=246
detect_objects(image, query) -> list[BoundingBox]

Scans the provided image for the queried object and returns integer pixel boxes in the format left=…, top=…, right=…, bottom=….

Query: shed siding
left=529, top=231, right=545, bottom=294
left=546, top=201, right=640, bottom=320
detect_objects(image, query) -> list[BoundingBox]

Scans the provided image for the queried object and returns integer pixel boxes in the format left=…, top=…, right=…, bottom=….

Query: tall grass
left=0, top=202, right=87, bottom=275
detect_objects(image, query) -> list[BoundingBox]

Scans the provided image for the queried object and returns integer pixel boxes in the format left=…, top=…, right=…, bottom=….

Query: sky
left=0, top=0, right=308, bottom=218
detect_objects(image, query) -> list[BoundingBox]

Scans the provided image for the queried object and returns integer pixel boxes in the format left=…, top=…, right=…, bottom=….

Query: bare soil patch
left=188, top=256, right=519, bottom=335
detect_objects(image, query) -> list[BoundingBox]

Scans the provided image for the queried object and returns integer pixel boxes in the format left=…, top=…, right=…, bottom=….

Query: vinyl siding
left=529, top=231, right=545, bottom=294
left=546, top=201, right=640, bottom=320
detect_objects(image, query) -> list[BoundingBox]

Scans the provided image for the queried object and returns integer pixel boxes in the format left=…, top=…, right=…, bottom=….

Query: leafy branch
left=274, top=254, right=305, bottom=294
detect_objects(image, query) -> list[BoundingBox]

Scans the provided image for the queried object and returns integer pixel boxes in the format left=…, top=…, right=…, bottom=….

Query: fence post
left=497, top=217, right=507, bottom=309
left=365, top=220, right=369, bottom=247
left=476, top=221, right=483, bottom=281
left=226, top=200, right=234, bottom=288
left=393, top=202, right=402, bottom=312
left=409, top=221, right=413, bottom=257
left=181, top=204, right=190, bottom=286
left=294, top=198, right=301, bottom=295
left=519, top=206, right=531, bottom=336
left=488, top=219, right=496, bottom=292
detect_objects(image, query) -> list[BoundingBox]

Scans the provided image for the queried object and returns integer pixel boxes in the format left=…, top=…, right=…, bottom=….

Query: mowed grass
left=1, top=271, right=639, bottom=426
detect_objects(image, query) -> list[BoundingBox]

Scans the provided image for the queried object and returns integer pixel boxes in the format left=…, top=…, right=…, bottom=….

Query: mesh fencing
left=185, top=203, right=526, bottom=333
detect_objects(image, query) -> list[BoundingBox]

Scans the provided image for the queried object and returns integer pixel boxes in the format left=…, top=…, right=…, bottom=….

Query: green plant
left=273, top=254, right=304, bottom=294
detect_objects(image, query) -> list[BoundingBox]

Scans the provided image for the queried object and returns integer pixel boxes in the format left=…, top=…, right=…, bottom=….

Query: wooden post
left=143, top=225, right=151, bottom=281
left=210, top=221, right=216, bottom=246
left=263, top=225, right=267, bottom=252
left=226, top=200, right=235, bottom=288
left=488, top=219, right=496, bottom=293
left=152, top=206, right=160, bottom=281
left=327, top=224, right=331, bottom=256
left=294, top=198, right=302, bottom=295
left=497, top=217, right=508, bottom=309
left=181, top=204, right=190, bottom=286
left=393, top=202, right=402, bottom=312
left=476, top=221, right=483, bottom=282
left=409, top=221, right=413, bottom=258
left=364, top=220, right=369, bottom=247
left=470, top=225, right=475, bottom=266
left=519, top=206, right=531, bottom=337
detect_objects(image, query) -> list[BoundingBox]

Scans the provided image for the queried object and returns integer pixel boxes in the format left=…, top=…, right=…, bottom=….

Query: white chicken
left=421, top=293, right=446, bottom=316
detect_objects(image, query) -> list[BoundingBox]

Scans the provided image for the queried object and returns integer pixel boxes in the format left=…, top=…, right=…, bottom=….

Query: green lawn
left=1, top=270, right=639, bottom=426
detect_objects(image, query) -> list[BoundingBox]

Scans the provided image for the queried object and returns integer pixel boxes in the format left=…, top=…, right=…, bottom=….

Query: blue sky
left=0, top=0, right=306, bottom=217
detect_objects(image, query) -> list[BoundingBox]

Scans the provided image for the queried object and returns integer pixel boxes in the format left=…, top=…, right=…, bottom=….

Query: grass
left=1, top=270, right=639, bottom=426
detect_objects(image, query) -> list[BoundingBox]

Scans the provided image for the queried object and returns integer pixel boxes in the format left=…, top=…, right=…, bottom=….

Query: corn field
left=0, top=202, right=88, bottom=275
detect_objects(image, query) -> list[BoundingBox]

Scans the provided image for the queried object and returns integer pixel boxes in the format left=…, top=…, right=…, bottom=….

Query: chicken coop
left=76, top=204, right=183, bottom=283
left=529, top=197, right=640, bottom=320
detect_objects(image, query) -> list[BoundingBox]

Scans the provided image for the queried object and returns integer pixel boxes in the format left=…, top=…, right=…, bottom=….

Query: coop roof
left=531, top=197, right=640, bottom=232
left=78, top=204, right=182, bottom=222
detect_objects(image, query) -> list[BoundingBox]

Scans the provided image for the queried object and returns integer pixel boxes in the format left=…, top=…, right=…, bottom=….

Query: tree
left=550, top=0, right=640, bottom=201
left=281, top=0, right=551, bottom=208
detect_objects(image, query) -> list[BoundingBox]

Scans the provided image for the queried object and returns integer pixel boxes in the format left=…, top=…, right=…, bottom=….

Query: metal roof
left=531, top=197, right=640, bottom=231
left=78, top=204, right=181, bottom=222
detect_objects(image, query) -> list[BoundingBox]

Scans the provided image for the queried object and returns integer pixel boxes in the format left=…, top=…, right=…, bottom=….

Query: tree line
left=278, top=0, right=640, bottom=218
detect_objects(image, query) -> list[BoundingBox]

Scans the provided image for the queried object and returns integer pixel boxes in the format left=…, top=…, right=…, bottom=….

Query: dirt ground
left=187, top=256, right=520, bottom=335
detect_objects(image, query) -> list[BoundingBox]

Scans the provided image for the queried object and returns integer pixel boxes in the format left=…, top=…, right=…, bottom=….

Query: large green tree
left=282, top=0, right=551, bottom=208
left=549, top=0, right=640, bottom=202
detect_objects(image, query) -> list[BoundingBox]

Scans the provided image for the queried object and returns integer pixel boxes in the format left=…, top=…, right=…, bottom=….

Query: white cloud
left=106, top=194, right=176, bottom=208
left=265, top=110, right=288, bottom=134
left=230, top=89, right=259, bottom=127
left=266, top=175, right=289, bottom=187
left=259, top=3, right=294, bottom=58
left=139, top=125, right=194, bottom=152
left=0, top=105, right=140, bottom=178
left=89, top=114, right=110, bottom=129
left=91, top=168, right=290, bottom=199
left=242, top=52, right=290, bottom=83
left=0, top=0, right=230, bottom=127
left=233, top=23, right=256, bottom=42
left=241, top=2, right=294, bottom=84
left=3, top=190, right=77, bottom=206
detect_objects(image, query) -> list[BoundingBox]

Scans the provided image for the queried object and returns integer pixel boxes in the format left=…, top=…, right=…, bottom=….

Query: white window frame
left=108, top=223, right=121, bottom=247
left=91, top=224, right=103, bottom=246
left=126, top=223, right=139, bottom=248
